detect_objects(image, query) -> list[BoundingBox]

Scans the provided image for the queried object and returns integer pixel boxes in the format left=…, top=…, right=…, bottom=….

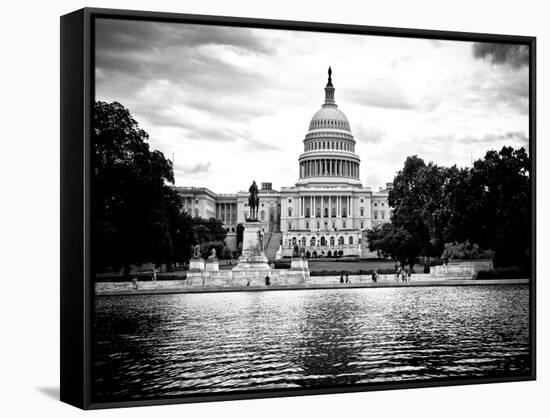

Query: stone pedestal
left=189, top=258, right=205, bottom=271
left=205, top=260, right=219, bottom=271
left=186, top=271, right=204, bottom=286
left=233, top=221, right=270, bottom=271
left=291, top=258, right=309, bottom=270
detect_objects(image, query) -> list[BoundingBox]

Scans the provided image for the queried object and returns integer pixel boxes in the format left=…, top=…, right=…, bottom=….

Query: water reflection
left=93, top=285, right=530, bottom=402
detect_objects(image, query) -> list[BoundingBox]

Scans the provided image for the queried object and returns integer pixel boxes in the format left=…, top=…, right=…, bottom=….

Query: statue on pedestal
left=293, top=244, right=300, bottom=258
left=207, top=248, right=217, bottom=262
left=192, top=244, right=201, bottom=259
left=248, top=181, right=259, bottom=220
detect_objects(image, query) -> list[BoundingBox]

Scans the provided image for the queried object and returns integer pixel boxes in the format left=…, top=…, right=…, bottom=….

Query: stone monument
left=188, top=244, right=205, bottom=271
left=205, top=248, right=219, bottom=271
left=233, top=181, right=270, bottom=272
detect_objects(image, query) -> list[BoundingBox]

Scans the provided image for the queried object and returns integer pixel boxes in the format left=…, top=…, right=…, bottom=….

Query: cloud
left=473, top=43, right=529, bottom=68
left=177, top=161, right=212, bottom=175
left=354, top=124, right=387, bottom=144
left=94, top=20, right=530, bottom=192
left=95, top=19, right=275, bottom=55
left=348, top=78, right=415, bottom=109
left=416, top=131, right=528, bottom=147
left=461, top=131, right=528, bottom=146
left=242, top=139, right=282, bottom=152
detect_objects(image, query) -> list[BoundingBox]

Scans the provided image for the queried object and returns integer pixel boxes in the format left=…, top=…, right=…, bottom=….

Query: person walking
left=340, top=272, right=344, bottom=283
left=345, top=273, right=349, bottom=284
left=152, top=266, right=158, bottom=281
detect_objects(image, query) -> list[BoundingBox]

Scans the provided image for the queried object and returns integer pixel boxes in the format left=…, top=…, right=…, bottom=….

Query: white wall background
left=0, top=0, right=547, bottom=416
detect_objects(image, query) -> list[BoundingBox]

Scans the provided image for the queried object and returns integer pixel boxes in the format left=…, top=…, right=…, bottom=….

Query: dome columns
left=299, top=158, right=360, bottom=179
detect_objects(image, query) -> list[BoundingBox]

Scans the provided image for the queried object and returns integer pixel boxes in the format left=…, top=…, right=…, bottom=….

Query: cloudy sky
left=95, top=18, right=529, bottom=193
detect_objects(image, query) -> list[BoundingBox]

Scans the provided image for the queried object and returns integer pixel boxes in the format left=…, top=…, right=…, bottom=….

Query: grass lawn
left=308, top=259, right=400, bottom=272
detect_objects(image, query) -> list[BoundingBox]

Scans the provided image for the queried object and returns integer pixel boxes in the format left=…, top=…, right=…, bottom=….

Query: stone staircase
left=264, top=232, right=282, bottom=261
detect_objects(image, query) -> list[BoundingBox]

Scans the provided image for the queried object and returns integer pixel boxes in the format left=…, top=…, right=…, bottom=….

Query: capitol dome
left=297, top=67, right=361, bottom=186
left=308, top=106, right=351, bottom=132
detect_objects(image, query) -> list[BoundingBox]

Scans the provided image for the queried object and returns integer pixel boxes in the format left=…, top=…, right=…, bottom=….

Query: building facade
left=177, top=69, right=392, bottom=258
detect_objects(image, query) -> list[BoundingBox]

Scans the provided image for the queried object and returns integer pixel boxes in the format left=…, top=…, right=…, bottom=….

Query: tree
left=92, top=101, right=181, bottom=275
left=389, top=156, right=447, bottom=259
left=366, top=224, right=419, bottom=268
left=172, top=211, right=195, bottom=265
left=370, top=146, right=530, bottom=269
left=466, top=147, right=530, bottom=267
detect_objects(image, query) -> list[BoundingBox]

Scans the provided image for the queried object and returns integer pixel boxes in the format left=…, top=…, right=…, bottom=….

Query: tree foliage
left=366, top=223, right=419, bottom=268
left=92, top=101, right=229, bottom=274
left=369, top=146, right=530, bottom=269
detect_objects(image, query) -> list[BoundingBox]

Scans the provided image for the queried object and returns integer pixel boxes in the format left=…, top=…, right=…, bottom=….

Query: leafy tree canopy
left=372, top=146, right=530, bottom=269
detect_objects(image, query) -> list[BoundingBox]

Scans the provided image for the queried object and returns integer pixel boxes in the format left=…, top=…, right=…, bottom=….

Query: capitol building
left=177, top=69, right=392, bottom=259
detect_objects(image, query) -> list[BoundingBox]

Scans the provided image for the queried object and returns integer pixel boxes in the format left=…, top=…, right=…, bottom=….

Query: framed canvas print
left=60, top=7, right=536, bottom=410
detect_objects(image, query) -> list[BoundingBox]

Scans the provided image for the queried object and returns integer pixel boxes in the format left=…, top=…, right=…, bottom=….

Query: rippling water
left=93, top=285, right=530, bottom=402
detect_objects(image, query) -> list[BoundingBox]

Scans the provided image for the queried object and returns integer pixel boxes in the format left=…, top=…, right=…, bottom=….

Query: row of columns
left=305, top=140, right=354, bottom=152
left=300, top=159, right=359, bottom=178
left=297, top=195, right=354, bottom=218
left=216, top=203, right=237, bottom=224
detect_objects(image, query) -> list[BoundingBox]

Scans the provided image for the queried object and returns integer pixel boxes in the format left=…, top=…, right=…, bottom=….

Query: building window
left=306, top=221, right=309, bottom=229
left=288, top=199, right=292, bottom=203
left=194, top=209, right=199, bottom=217
left=338, top=236, right=344, bottom=245
left=288, top=208, right=292, bottom=217
left=349, top=236, right=354, bottom=245
left=332, top=221, right=336, bottom=229
left=320, top=236, right=326, bottom=246
left=381, top=202, right=385, bottom=207
left=316, top=208, right=321, bottom=218
left=342, top=208, right=347, bottom=218
left=360, top=221, right=364, bottom=229
left=331, top=207, right=336, bottom=217
left=324, top=208, right=328, bottom=217
left=360, top=199, right=364, bottom=203
left=374, top=202, right=378, bottom=207
left=261, top=210, right=265, bottom=221
left=343, top=221, right=346, bottom=229
left=292, top=237, right=297, bottom=245
left=305, top=208, right=310, bottom=218
left=310, top=237, right=316, bottom=246
left=195, top=199, right=199, bottom=204
left=360, top=207, right=364, bottom=217
left=381, top=211, right=385, bottom=219
left=330, top=236, right=335, bottom=246
left=317, top=222, right=320, bottom=229
left=301, top=237, right=306, bottom=246
left=374, top=210, right=378, bottom=219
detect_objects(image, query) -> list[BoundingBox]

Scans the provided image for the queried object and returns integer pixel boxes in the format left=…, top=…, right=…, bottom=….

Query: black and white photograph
left=89, top=14, right=533, bottom=405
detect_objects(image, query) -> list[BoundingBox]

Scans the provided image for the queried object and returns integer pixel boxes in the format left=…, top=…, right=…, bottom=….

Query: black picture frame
left=60, top=7, right=536, bottom=410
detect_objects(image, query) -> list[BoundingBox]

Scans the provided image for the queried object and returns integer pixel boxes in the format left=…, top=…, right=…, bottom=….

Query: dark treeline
left=367, top=147, right=531, bottom=270
left=92, top=101, right=229, bottom=276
